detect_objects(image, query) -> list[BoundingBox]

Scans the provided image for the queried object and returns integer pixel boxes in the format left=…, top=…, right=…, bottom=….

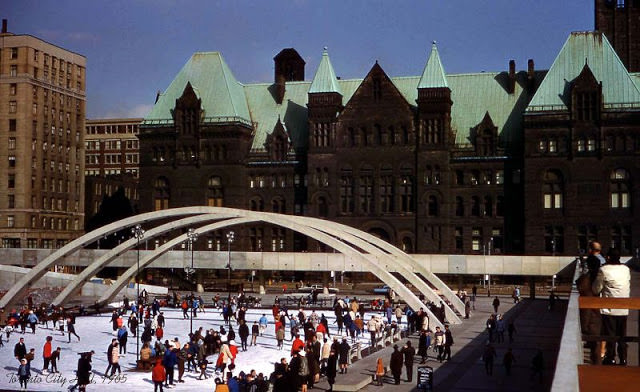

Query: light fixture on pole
left=131, top=224, right=145, bottom=362
left=184, top=228, right=198, bottom=336
left=226, top=231, right=235, bottom=300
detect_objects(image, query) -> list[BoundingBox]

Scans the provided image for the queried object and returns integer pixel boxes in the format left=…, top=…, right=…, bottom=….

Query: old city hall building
left=138, top=2, right=640, bottom=257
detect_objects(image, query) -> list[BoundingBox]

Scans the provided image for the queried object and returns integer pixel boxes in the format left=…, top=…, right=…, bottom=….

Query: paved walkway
left=314, top=295, right=567, bottom=392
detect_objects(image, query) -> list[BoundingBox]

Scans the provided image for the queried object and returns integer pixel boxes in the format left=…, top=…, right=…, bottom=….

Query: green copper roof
left=144, top=52, right=251, bottom=124
left=418, top=42, right=449, bottom=89
left=308, top=48, right=342, bottom=95
left=527, top=31, right=640, bottom=111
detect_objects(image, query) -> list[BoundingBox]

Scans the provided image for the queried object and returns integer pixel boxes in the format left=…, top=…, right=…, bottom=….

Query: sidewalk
left=314, top=294, right=567, bottom=392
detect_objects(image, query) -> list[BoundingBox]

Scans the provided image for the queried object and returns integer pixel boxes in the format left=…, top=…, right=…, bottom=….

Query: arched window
left=401, top=237, right=413, bottom=253
left=543, top=170, right=563, bottom=209
left=359, top=170, right=373, bottom=214
left=340, top=168, right=354, bottom=214
left=250, top=197, right=264, bottom=211
left=496, top=196, right=504, bottom=217
left=428, top=195, right=438, bottom=216
left=484, top=196, right=493, bottom=216
left=400, top=175, right=414, bottom=213
left=610, top=168, right=630, bottom=209
left=471, top=196, right=480, bottom=216
left=154, top=177, right=170, bottom=211
left=380, top=166, right=394, bottom=213
left=207, top=176, right=223, bottom=207
left=272, top=197, right=286, bottom=213
left=317, top=196, right=328, bottom=217
left=455, top=196, right=464, bottom=216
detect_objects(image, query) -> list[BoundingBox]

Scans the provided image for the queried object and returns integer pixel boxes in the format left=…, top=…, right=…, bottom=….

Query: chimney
left=527, top=59, right=536, bottom=93
left=507, top=60, right=516, bottom=94
left=2, top=19, right=7, bottom=34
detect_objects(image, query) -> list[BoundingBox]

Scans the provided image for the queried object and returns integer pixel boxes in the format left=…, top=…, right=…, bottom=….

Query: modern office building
left=0, top=19, right=86, bottom=249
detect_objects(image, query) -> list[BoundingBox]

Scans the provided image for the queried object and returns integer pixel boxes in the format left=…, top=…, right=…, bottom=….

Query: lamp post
left=131, top=224, right=145, bottom=362
left=185, top=228, right=198, bottom=336
left=226, top=231, right=235, bottom=300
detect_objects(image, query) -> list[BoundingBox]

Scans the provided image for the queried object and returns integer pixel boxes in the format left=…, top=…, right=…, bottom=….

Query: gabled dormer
left=473, top=112, right=499, bottom=156
left=173, top=82, right=202, bottom=137
left=308, top=48, right=343, bottom=149
left=265, top=117, right=292, bottom=161
left=417, top=42, right=453, bottom=147
left=570, top=63, right=602, bottom=124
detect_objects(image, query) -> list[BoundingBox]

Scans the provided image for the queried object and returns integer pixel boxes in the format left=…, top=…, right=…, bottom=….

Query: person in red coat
left=42, top=336, right=53, bottom=373
left=156, top=326, right=164, bottom=341
left=152, top=358, right=166, bottom=392
left=291, top=334, right=305, bottom=355
left=228, top=340, right=238, bottom=364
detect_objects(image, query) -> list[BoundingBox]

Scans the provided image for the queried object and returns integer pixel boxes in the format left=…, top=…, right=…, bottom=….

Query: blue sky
left=5, top=0, right=593, bottom=118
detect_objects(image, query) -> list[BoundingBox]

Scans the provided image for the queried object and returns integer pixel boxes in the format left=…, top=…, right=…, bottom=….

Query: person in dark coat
left=110, top=310, right=119, bottom=331
left=492, top=297, right=500, bottom=314
left=418, top=330, right=430, bottom=364
left=401, top=340, right=416, bottom=382
left=164, top=346, right=178, bottom=387
left=444, top=325, right=454, bottom=361
left=326, top=350, right=338, bottom=392
left=288, top=351, right=303, bottom=391
left=239, top=320, right=250, bottom=351
left=77, top=351, right=94, bottom=392
left=390, top=345, right=403, bottom=385
left=338, top=337, right=350, bottom=374
left=14, top=337, right=27, bottom=360
left=105, top=338, right=116, bottom=375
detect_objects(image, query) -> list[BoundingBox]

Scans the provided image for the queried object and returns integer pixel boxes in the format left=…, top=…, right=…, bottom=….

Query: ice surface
left=0, top=306, right=387, bottom=391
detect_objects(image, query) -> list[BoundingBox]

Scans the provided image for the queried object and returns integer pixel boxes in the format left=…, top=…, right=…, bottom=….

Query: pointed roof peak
left=418, top=41, right=449, bottom=89
left=309, top=47, right=342, bottom=95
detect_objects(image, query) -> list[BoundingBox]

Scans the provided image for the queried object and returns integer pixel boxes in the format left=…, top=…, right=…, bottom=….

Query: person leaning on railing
left=591, top=247, right=631, bottom=366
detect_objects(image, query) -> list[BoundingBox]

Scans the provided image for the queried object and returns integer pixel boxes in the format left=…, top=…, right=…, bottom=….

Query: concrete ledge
left=332, top=374, right=372, bottom=392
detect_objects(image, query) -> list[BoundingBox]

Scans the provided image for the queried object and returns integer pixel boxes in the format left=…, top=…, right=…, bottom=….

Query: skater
left=117, top=325, right=128, bottom=354
left=239, top=320, right=249, bottom=351
left=76, top=350, right=94, bottom=392
left=17, top=358, right=30, bottom=390
left=105, top=338, right=116, bottom=375
left=251, top=321, right=259, bottom=346
left=152, top=358, right=166, bottom=392
left=338, top=337, right=350, bottom=374
left=14, top=337, right=26, bottom=360
left=258, top=314, right=268, bottom=336
left=110, top=342, right=121, bottom=376
left=67, top=317, right=80, bottom=342
left=42, top=336, right=53, bottom=373
left=50, top=347, right=61, bottom=373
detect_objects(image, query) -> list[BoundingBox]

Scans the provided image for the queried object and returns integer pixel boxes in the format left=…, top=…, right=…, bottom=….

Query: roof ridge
left=217, top=53, right=238, bottom=117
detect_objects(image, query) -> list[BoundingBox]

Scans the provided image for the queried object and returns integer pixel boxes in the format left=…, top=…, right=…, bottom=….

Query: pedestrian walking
left=464, top=299, right=471, bottom=319
left=530, top=349, right=544, bottom=383
left=104, top=338, right=116, bottom=375
left=444, top=325, right=454, bottom=360
left=503, top=347, right=515, bottom=376
left=482, top=342, right=496, bottom=375
left=508, top=321, right=516, bottom=344
left=326, top=350, right=338, bottom=391
left=375, top=357, right=385, bottom=385
left=492, top=296, right=500, bottom=314
left=486, top=314, right=496, bottom=342
left=496, top=314, right=505, bottom=343
left=434, top=326, right=445, bottom=362
left=401, top=340, right=415, bottom=381
left=390, top=345, right=403, bottom=384
left=418, top=329, right=431, bottom=363
left=338, top=337, right=350, bottom=374
left=471, top=285, right=477, bottom=310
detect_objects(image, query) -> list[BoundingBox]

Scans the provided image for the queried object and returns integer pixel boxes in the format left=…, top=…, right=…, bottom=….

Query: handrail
left=578, top=297, right=640, bottom=310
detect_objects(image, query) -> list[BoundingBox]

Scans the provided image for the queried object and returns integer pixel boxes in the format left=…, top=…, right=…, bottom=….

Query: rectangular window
left=8, top=137, right=16, bottom=150
left=9, top=101, right=17, bottom=113
left=10, top=119, right=17, bottom=132
left=8, top=195, right=15, bottom=209
left=10, top=65, right=17, bottom=76
left=8, top=156, right=16, bottom=167
left=10, top=83, right=17, bottom=95
left=548, top=140, right=557, bottom=152
left=8, top=174, right=15, bottom=188
left=7, top=216, right=15, bottom=228
left=587, top=138, right=596, bottom=151
left=11, top=47, right=18, bottom=59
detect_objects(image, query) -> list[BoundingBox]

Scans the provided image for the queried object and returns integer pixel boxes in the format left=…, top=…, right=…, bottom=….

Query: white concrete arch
left=52, top=213, right=238, bottom=306
left=0, top=207, right=217, bottom=310
left=98, top=217, right=255, bottom=305
left=288, top=215, right=461, bottom=323
left=1, top=206, right=452, bottom=329
left=92, top=209, right=444, bottom=328
left=300, top=216, right=465, bottom=315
